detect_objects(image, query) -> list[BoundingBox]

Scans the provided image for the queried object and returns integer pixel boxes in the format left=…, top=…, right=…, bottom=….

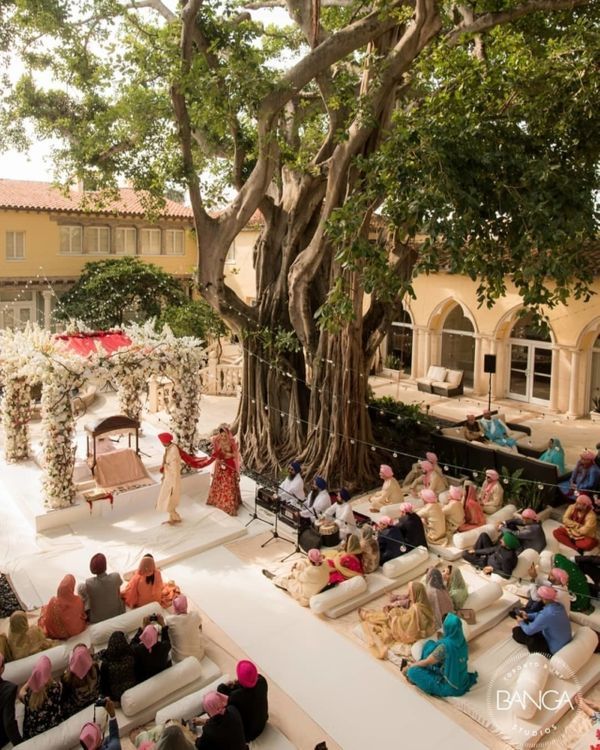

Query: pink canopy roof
left=53, top=331, right=132, bottom=357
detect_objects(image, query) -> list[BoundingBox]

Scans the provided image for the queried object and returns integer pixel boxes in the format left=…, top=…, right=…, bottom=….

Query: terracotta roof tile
left=0, top=179, right=194, bottom=219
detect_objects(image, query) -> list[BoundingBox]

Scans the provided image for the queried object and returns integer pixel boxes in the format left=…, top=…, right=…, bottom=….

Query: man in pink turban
left=191, top=690, right=246, bottom=749
left=406, top=459, right=447, bottom=497
left=559, top=450, right=600, bottom=502
left=553, top=494, right=598, bottom=551
left=513, top=585, right=572, bottom=655
left=442, top=485, right=465, bottom=537
left=266, top=548, right=329, bottom=607
left=217, top=660, right=269, bottom=741
left=377, top=503, right=428, bottom=563
left=166, top=594, right=205, bottom=663
left=416, top=489, right=447, bottom=546
left=515, top=563, right=571, bottom=618
left=499, top=506, right=545, bottom=553
left=478, top=469, right=504, bottom=515
left=0, top=652, right=21, bottom=746
left=369, top=464, right=403, bottom=511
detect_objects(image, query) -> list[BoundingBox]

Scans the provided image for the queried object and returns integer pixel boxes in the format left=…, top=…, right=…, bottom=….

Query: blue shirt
left=101, top=718, right=121, bottom=750
left=520, top=602, right=572, bottom=654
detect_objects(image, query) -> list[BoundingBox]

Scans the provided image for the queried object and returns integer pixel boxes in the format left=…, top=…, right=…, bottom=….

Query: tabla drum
left=319, top=521, right=340, bottom=548
left=299, top=526, right=322, bottom=552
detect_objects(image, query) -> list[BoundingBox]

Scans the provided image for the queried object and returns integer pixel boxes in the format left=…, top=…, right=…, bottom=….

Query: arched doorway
left=507, top=313, right=552, bottom=404
left=387, top=308, right=413, bottom=371
left=440, top=305, right=475, bottom=388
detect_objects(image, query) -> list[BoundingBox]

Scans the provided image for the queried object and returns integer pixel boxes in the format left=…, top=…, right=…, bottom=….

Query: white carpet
left=161, top=546, right=486, bottom=750
left=6, top=499, right=247, bottom=609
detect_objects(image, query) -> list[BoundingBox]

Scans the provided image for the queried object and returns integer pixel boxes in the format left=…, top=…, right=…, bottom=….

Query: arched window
left=387, top=308, right=413, bottom=371
left=508, top=312, right=552, bottom=404
left=441, top=305, right=475, bottom=388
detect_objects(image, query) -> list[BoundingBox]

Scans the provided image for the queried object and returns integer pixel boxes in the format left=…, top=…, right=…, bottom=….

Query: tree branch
left=446, top=0, right=592, bottom=45
left=244, top=0, right=356, bottom=7
left=126, top=0, right=176, bottom=22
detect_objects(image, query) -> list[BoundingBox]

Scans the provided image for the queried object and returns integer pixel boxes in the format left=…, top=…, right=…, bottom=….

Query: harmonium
left=278, top=500, right=303, bottom=529
left=256, top=486, right=279, bottom=513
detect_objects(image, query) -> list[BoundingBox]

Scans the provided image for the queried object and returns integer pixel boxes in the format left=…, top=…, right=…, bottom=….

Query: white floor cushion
left=452, top=523, right=499, bottom=551
left=487, top=505, right=518, bottom=524
left=550, top=626, right=598, bottom=679
left=89, top=601, right=167, bottom=647
left=512, top=548, right=540, bottom=582
left=310, top=576, right=367, bottom=614
left=3, top=633, right=91, bottom=686
left=462, top=581, right=503, bottom=613
left=121, top=656, right=204, bottom=717
left=513, top=652, right=549, bottom=720
left=381, top=546, right=429, bottom=579
left=249, top=723, right=296, bottom=749
left=155, top=675, right=225, bottom=723
left=15, top=704, right=94, bottom=750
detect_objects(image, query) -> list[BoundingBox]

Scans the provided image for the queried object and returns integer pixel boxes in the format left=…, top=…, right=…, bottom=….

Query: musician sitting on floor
left=279, top=460, right=305, bottom=504
left=321, top=489, right=357, bottom=539
left=301, top=476, right=332, bottom=519
left=263, top=549, right=330, bottom=606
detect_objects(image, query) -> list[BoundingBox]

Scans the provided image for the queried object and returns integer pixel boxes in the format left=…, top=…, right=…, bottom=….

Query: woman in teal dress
left=539, top=438, right=566, bottom=475
left=404, top=613, right=477, bottom=697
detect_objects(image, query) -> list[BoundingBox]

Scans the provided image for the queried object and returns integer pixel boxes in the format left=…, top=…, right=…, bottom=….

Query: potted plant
left=382, top=353, right=405, bottom=377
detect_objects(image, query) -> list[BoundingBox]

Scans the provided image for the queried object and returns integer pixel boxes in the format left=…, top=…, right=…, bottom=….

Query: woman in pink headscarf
left=121, top=554, right=164, bottom=609
left=217, top=659, right=269, bottom=741
left=370, top=464, right=403, bottom=511
left=194, top=424, right=242, bottom=516
left=18, top=654, right=63, bottom=739
left=38, top=574, right=87, bottom=640
left=553, top=494, right=598, bottom=551
left=192, top=690, right=247, bottom=750
left=478, top=469, right=504, bottom=515
left=408, top=460, right=447, bottom=497
left=458, top=484, right=487, bottom=532
left=61, top=643, right=100, bottom=718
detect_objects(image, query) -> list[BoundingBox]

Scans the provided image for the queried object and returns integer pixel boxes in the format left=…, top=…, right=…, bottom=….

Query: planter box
left=590, top=411, right=600, bottom=423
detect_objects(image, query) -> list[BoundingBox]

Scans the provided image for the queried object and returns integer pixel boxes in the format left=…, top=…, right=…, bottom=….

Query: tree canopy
left=3, top=0, right=599, bottom=481
left=57, top=257, right=187, bottom=328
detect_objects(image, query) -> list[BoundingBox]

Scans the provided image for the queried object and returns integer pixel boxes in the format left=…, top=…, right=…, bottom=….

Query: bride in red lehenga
left=196, top=423, right=242, bottom=516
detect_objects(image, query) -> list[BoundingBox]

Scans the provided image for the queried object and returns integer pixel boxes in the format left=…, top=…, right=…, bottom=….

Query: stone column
left=42, top=290, right=53, bottom=331
left=568, top=350, right=582, bottom=417
left=549, top=347, right=560, bottom=412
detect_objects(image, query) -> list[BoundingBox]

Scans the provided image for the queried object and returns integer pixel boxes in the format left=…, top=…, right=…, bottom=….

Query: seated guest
left=462, top=414, right=486, bottom=443
left=79, top=697, right=122, bottom=749
left=416, top=490, right=447, bottom=547
left=408, top=461, right=447, bottom=497
left=404, top=613, right=477, bottom=697
left=359, top=525, right=380, bottom=573
left=462, top=530, right=520, bottom=578
left=122, top=553, right=164, bottom=609
left=553, top=494, right=598, bottom=552
left=501, top=508, right=546, bottom=553
left=267, top=549, right=329, bottom=606
left=478, top=470, right=504, bottom=515
left=575, top=554, right=600, bottom=599
left=442, top=486, right=466, bottom=537
left=512, top=586, right=572, bottom=655
left=278, top=460, right=305, bottom=504
left=377, top=503, right=428, bottom=564
left=559, top=450, right=600, bottom=502
left=539, top=437, right=566, bottom=475
left=154, top=724, right=194, bottom=748
left=370, top=464, right=403, bottom=511
left=445, top=567, right=469, bottom=610
left=61, top=644, right=100, bottom=718
left=359, top=581, right=436, bottom=660
left=38, top=574, right=87, bottom=640
left=458, top=484, right=486, bottom=532
left=321, top=488, right=357, bottom=539
left=0, top=653, right=21, bottom=747
left=193, top=691, right=247, bottom=750
left=479, top=411, right=517, bottom=450
left=217, top=660, right=268, bottom=742
left=78, top=553, right=125, bottom=624
left=6, top=610, right=55, bottom=661
left=301, top=476, right=331, bottom=519
left=99, top=631, right=136, bottom=702
left=554, top=553, right=594, bottom=614
left=131, top=616, right=171, bottom=682
left=424, top=568, right=454, bottom=629
left=19, top=654, right=63, bottom=740
left=165, top=595, right=204, bottom=663
left=324, top=534, right=364, bottom=585
left=403, top=452, right=444, bottom=487
left=518, top=566, right=571, bottom=615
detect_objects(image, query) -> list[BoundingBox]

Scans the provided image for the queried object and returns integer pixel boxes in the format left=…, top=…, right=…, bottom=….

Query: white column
left=410, top=327, right=420, bottom=380
left=568, top=350, right=582, bottom=417
left=549, top=347, right=560, bottom=412
left=472, top=335, right=484, bottom=394
left=42, top=290, right=53, bottom=331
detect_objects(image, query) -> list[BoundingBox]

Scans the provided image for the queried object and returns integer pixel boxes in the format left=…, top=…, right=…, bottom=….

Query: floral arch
left=0, top=321, right=207, bottom=509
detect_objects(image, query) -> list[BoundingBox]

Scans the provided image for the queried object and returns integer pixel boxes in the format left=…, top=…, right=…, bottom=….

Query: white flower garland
left=2, top=377, right=32, bottom=461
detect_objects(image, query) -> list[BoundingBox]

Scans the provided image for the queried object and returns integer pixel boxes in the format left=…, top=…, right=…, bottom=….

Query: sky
left=0, top=140, right=56, bottom=182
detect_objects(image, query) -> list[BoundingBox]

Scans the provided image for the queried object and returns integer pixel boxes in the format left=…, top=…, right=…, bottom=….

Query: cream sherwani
left=442, top=500, right=466, bottom=537
left=156, top=443, right=181, bottom=517
left=417, top=503, right=447, bottom=546
left=370, top=477, right=404, bottom=510
left=479, top=481, right=504, bottom=515
left=276, top=560, right=330, bottom=607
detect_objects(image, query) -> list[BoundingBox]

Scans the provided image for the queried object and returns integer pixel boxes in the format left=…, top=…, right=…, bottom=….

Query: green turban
left=502, top=531, right=520, bottom=550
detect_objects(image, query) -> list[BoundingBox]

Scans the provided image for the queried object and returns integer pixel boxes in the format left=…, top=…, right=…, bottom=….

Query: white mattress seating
left=120, top=656, right=204, bottom=717
left=446, top=628, right=600, bottom=750
left=549, top=626, right=598, bottom=679
left=462, top=580, right=503, bottom=612
left=381, top=546, right=429, bottom=579
left=15, top=703, right=95, bottom=750
left=3, top=632, right=92, bottom=687
left=310, top=576, right=368, bottom=615
left=513, top=653, right=549, bottom=720
left=89, top=601, right=168, bottom=647
left=452, top=523, right=500, bottom=551
left=154, top=677, right=295, bottom=750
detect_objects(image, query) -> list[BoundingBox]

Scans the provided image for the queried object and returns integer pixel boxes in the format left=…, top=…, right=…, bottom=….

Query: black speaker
left=483, top=354, right=497, bottom=374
